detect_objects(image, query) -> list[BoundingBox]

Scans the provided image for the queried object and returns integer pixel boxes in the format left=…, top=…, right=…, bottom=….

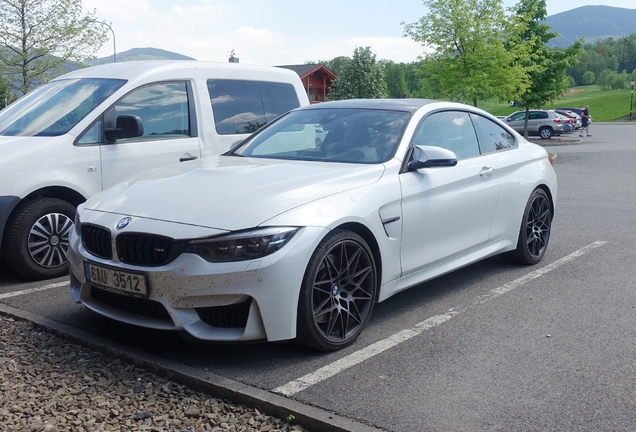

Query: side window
left=470, top=114, right=516, bottom=153
left=77, top=120, right=102, bottom=145
left=113, top=82, right=190, bottom=142
left=207, top=79, right=300, bottom=135
left=509, top=112, right=525, bottom=121
left=529, top=111, right=540, bottom=120
left=412, top=111, right=480, bottom=160
left=260, top=82, right=300, bottom=123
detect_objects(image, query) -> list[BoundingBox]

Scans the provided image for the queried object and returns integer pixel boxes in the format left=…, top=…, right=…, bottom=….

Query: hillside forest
left=321, top=33, right=636, bottom=99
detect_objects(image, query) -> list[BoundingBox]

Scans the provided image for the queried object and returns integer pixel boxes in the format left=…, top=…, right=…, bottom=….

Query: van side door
left=94, top=81, right=202, bottom=190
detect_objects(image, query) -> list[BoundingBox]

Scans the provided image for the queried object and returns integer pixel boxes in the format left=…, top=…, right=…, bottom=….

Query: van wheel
left=539, top=127, right=553, bottom=139
left=3, top=198, right=76, bottom=280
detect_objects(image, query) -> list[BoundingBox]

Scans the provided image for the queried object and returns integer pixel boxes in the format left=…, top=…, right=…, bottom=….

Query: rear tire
left=296, top=229, right=377, bottom=351
left=539, top=127, right=553, bottom=139
left=3, top=198, right=76, bottom=280
left=502, top=189, right=552, bottom=265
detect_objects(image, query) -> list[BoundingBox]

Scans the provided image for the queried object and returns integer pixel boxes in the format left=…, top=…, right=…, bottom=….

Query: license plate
left=84, top=262, right=148, bottom=298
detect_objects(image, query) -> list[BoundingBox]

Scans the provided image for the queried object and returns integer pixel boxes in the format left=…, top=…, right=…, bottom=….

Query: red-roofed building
left=276, top=64, right=337, bottom=104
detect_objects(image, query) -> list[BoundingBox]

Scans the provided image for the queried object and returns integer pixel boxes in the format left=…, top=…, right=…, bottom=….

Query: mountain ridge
left=546, top=5, right=636, bottom=47
left=90, top=47, right=196, bottom=65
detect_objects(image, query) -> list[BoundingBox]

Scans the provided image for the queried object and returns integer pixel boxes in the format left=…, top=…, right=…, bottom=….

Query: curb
left=527, top=137, right=582, bottom=146
left=0, top=302, right=385, bottom=432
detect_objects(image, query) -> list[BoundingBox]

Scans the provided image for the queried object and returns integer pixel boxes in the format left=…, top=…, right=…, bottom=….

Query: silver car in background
left=504, top=109, right=563, bottom=139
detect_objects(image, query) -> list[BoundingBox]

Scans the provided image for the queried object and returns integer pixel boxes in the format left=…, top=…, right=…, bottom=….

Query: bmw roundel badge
left=116, top=217, right=132, bottom=230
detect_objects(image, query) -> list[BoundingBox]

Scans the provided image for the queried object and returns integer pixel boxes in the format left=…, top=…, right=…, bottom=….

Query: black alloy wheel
left=296, top=229, right=377, bottom=351
left=503, top=189, right=552, bottom=265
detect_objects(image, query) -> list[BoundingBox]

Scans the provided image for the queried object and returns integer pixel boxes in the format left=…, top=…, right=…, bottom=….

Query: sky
left=83, top=0, right=636, bottom=66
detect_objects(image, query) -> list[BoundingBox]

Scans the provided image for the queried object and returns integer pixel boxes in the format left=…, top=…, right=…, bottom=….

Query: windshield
left=0, top=78, right=126, bottom=137
left=232, top=108, right=410, bottom=164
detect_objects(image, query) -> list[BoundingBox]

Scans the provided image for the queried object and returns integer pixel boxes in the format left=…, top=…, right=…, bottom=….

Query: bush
left=582, top=71, right=595, bottom=85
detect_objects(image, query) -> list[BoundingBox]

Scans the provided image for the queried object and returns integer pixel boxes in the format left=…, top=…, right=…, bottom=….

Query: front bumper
left=68, top=214, right=327, bottom=343
left=0, top=196, right=21, bottom=255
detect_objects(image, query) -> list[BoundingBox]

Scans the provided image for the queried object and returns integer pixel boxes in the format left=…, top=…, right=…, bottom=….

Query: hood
left=0, top=135, right=68, bottom=164
left=85, top=155, right=385, bottom=231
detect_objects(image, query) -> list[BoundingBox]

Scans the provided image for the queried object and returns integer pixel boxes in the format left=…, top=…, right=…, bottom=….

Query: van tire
left=3, top=198, right=76, bottom=280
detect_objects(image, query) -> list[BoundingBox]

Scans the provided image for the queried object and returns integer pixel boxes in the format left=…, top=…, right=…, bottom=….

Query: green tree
left=506, top=0, right=581, bottom=137
left=329, top=47, right=387, bottom=100
left=0, top=76, right=16, bottom=108
left=596, top=68, right=611, bottom=90
left=0, top=0, right=108, bottom=94
left=581, top=71, right=595, bottom=85
left=384, top=61, right=408, bottom=98
left=404, top=0, right=529, bottom=107
left=321, top=56, right=351, bottom=79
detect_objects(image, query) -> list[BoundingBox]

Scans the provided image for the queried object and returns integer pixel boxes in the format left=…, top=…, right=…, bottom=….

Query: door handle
left=180, top=155, right=198, bottom=162
left=479, top=166, right=495, bottom=177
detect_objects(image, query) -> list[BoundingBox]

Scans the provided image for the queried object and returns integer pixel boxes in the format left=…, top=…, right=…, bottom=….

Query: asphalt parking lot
left=2, top=123, right=636, bottom=431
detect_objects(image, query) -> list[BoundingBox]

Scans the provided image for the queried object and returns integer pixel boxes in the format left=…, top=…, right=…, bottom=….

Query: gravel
left=0, top=315, right=307, bottom=432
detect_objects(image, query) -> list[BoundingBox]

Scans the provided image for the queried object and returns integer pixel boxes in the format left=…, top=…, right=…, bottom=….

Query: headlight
left=74, top=212, right=82, bottom=236
left=186, top=227, right=299, bottom=262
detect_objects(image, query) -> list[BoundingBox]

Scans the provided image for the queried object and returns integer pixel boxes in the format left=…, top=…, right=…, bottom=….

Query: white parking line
left=274, top=241, right=607, bottom=397
left=0, top=281, right=69, bottom=300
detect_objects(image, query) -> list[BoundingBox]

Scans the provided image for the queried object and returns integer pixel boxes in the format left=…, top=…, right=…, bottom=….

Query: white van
left=0, top=61, right=309, bottom=280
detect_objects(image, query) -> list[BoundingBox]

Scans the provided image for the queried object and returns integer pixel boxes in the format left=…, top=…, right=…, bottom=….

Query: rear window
left=207, top=79, right=300, bottom=135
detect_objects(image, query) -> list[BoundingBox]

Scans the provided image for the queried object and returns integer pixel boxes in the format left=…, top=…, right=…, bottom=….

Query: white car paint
left=68, top=99, right=557, bottom=350
left=0, top=61, right=308, bottom=280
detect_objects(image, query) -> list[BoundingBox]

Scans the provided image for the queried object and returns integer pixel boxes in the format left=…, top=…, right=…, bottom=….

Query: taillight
left=548, top=154, right=554, bottom=166
left=554, top=119, right=561, bottom=123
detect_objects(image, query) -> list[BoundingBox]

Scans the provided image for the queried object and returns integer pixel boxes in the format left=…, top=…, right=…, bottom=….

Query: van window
left=113, top=82, right=191, bottom=142
left=207, top=79, right=300, bottom=135
left=0, top=78, right=125, bottom=137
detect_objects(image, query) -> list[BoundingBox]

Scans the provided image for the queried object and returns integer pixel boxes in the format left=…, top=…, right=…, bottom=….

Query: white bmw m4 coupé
left=68, top=99, right=556, bottom=351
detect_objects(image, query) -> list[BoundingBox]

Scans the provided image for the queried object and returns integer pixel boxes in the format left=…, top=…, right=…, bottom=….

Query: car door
left=505, top=111, right=526, bottom=134
left=97, top=81, right=202, bottom=190
left=399, top=110, right=500, bottom=276
left=527, top=110, right=543, bottom=133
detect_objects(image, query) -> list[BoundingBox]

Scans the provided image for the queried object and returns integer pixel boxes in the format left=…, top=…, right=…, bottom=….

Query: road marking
left=274, top=241, right=607, bottom=397
left=0, top=281, right=69, bottom=300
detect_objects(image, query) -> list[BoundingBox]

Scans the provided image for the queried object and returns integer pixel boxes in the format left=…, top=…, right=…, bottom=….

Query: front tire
left=503, top=189, right=552, bottom=265
left=296, top=229, right=377, bottom=351
left=3, top=198, right=76, bottom=280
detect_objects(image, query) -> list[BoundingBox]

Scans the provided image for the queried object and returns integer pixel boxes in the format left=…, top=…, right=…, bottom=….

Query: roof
left=276, top=64, right=337, bottom=79
left=295, top=98, right=437, bottom=113
left=55, top=60, right=301, bottom=81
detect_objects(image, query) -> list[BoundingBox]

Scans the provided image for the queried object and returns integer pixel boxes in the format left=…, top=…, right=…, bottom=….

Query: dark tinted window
left=260, top=82, right=300, bottom=122
left=470, top=114, right=516, bottom=153
left=207, top=80, right=300, bottom=135
left=114, top=82, right=190, bottom=141
left=413, top=111, right=480, bottom=159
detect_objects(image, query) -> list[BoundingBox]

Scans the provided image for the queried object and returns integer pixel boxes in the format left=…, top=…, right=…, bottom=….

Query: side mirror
left=407, top=145, right=457, bottom=172
left=105, top=115, right=144, bottom=141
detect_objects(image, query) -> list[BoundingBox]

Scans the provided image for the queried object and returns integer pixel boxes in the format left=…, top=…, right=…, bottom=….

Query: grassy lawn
left=477, top=85, right=636, bottom=122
